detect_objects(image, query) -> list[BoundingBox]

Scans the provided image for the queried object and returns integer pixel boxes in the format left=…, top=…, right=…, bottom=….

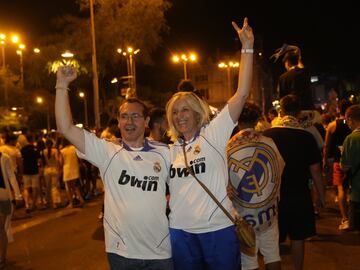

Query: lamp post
left=79, top=91, right=89, bottom=127
left=0, top=34, right=7, bottom=106
left=36, top=96, right=50, bottom=131
left=89, top=0, right=101, bottom=129
left=117, top=47, right=140, bottom=96
left=172, top=53, right=197, bottom=80
left=0, top=34, right=5, bottom=70
left=218, top=61, right=239, bottom=96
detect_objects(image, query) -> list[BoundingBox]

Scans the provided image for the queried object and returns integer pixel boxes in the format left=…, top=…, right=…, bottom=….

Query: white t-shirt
left=60, top=145, right=80, bottom=181
left=0, top=145, right=21, bottom=174
left=78, top=130, right=171, bottom=259
left=168, top=104, right=236, bottom=233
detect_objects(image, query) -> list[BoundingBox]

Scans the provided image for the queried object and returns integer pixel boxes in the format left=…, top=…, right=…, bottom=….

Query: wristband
left=55, top=86, right=70, bottom=91
left=241, top=48, right=254, bottom=54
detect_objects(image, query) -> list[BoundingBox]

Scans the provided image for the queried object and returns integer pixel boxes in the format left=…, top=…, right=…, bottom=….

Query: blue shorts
left=169, top=225, right=240, bottom=270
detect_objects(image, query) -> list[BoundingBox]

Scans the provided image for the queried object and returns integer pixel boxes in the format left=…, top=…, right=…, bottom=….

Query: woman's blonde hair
left=165, top=91, right=210, bottom=142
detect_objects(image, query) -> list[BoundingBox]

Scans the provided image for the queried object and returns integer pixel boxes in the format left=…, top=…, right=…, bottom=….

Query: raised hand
left=232, top=17, right=254, bottom=48
left=56, top=65, right=77, bottom=88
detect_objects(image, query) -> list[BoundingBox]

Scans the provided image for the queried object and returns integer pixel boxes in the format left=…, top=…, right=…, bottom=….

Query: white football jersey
left=168, top=105, right=236, bottom=233
left=78, top=130, right=171, bottom=259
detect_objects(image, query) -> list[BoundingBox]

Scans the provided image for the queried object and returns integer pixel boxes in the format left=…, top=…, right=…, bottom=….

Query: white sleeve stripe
left=200, top=135, right=226, bottom=165
left=103, top=148, right=123, bottom=180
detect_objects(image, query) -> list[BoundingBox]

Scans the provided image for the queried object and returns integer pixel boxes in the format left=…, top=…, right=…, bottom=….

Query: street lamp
left=171, top=53, right=197, bottom=80
left=0, top=34, right=6, bottom=70
left=218, top=61, right=239, bottom=96
left=16, top=45, right=25, bottom=90
left=79, top=91, right=89, bottom=127
left=89, top=0, right=101, bottom=129
left=36, top=96, right=50, bottom=131
left=117, top=47, right=140, bottom=96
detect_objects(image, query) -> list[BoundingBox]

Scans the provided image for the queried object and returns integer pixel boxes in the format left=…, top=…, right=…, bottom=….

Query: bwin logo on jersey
left=118, top=170, right=158, bottom=191
left=228, top=142, right=281, bottom=209
left=169, top=157, right=206, bottom=178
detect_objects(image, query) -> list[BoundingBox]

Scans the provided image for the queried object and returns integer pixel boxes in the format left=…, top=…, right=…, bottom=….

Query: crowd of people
left=1, top=17, right=360, bottom=270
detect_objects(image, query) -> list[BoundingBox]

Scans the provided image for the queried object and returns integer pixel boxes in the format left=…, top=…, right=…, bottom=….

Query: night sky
left=0, top=0, right=359, bottom=75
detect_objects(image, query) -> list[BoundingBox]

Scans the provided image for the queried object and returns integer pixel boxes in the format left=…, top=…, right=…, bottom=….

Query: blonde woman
left=165, top=18, right=254, bottom=270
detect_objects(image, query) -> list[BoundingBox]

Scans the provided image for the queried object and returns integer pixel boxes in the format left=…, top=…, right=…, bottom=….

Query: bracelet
left=241, top=48, right=254, bottom=54
left=55, top=86, right=70, bottom=91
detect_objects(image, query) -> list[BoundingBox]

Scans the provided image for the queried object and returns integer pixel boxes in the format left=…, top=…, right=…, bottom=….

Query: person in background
left=100, top=118, right=119, bottom=140
left=165, top=18, right=253, bottom=270
left=21, top=135, right=42, bottom=214
left=263, top=95, right=325, bottom=270
left=0, top=151, right=22, bottom=269
left=55, top=67, right=173, bottom=269
left=43, top=139, right=62, bottom=209
left=147, top=107, right=171, bottom=144
left=323, top=99, right=352, bottom=229
left=0, top=135, right=22, bottom=187
left=60, top=138, right=85, bottom=208
left=227, top=102, right=284, bottom=270
left=271, top=44, right=314, bottom=111
left=341, top=104, right=360, bottom=232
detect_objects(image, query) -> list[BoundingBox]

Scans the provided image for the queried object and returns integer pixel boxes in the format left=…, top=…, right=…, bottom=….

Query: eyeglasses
left=119, top=113, right=144, bottom=121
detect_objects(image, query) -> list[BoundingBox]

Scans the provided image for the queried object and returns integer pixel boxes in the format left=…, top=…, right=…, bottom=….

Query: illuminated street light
left=61, top=51, right=74, bottom=58
left=11, top=35, right=19, bottom=44
left=36, top=96, right=51, bottom=131
left=218, top=60, right=240, bottom=96
left=36, top=97, right=43, bottom=104
left=171, top=53, right=197, bottom=80
left=79, top=91, right=89, bottom=127
left=33, top=48, right=40, bottom=54
left=116, top=46, right=140, bottom=96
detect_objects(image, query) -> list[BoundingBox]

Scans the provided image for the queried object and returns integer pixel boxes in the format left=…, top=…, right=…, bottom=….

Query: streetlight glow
left=0, top=34, right=5, bottom=40
left=172, top=52, right=198, bottom=79
left=11, top=35, right=19, bottom=43
left=33, top=48, right=40, bottom=53
left=19, top=44, right=25, bottom=50
left=61, top=51, right=74, bottom=58
left=79, top=92, right=85, bottom=98
left=117, top=46, right=140, bottom=96
left=36, top=97, right=43, bottom=104
left=172, top=55, right=180, bottom=63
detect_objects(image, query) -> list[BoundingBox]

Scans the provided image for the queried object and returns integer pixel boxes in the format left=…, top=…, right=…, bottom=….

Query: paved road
left=4, top=187, right=360, bottom=270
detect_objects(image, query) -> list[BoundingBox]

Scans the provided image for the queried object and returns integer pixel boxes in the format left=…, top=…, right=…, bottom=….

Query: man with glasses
left=54, top=66, right=172, bottom=270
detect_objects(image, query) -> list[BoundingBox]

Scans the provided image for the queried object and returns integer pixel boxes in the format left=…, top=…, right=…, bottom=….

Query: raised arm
left=55, top=66, right=85, bottom=153
left=228, top=17, right=254, bottom=122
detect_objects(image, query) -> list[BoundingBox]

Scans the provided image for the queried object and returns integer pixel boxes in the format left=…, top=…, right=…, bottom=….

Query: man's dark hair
left=280, top=94, right=301, bottom=116
left=177, top=79, right=195, bottom=92
left=283, top=51, right=300, bottom=66
left=346, top=104, right=360, bottom=122
left=148, top=108, right=166, bottom=130
left=107, top=118, right=119, bottom=127
left=239, top=102, right=262, bottom=124
left=121, top=97, right=149, bottom=118
left=338, top=99, right=352, bottom=116
left=5, top=134, right=17, bottom=144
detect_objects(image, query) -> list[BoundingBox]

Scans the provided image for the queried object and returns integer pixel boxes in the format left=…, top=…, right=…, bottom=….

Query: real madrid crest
left=153, top=162, right=161, bottom=173
left=193, top=145, right=201, bottom=155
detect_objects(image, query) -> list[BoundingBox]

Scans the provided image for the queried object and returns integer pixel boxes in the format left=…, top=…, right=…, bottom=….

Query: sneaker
left=339, top=219, right=350, bottom=230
